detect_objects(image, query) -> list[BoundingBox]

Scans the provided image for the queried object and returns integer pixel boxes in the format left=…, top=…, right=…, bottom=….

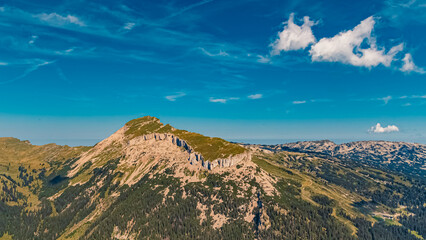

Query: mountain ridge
left=0, top=116, right=425, bottom=240
left=252, top=139, right=426, bottom=177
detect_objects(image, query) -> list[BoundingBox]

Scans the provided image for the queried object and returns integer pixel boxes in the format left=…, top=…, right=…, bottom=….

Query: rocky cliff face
left=136, top=132, right=249, bottom=170
left=69, top=124, right=249, bottom=179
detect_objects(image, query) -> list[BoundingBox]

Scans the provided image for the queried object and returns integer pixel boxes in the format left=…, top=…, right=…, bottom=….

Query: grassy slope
left=0, top=137, right=90, bottom=210
left=252, top=150, right=424, bottom=239
left=252, top=153, right=361, bottom=235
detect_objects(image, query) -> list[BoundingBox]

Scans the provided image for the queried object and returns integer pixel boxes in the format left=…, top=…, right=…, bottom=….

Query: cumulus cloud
left=209, top=97, right=239, bottom=103
left=401, top=53, right=425, bottom=74
left=271, top=13, right=316, bottom=55
left=269, top=14, right=426, bottom=71
left=292, top=100, right=306, bottom=104
left=369, top=123, right=399, bottom=133
left=248, top=93, right=263, bottom=99
left=165, top=92, right=186, bottom=101
left=310, top=16, right=403, bottom=67
left=35, top=13, right=85, bottom=27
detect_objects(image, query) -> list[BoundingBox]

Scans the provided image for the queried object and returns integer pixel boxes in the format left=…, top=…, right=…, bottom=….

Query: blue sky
left=0, top=0, right=426, bottom=145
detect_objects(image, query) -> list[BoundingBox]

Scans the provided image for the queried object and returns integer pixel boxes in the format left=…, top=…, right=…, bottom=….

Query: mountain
left=254, top=140, right=426, bottom=177
left=0, top=116, right=425, bottom=240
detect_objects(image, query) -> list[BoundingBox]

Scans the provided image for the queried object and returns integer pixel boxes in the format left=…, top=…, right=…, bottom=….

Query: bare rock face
left=211, top=152, right=251, bottom=168
left=137, top=133, right=249, bottom=170
left=69, top=128, right=249, bottom=178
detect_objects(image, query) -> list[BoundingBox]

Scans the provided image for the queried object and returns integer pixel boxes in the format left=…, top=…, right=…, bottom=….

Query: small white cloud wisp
left=34, top=13, right=86, bottom=27
left=165, top=92, right=186, bottom=102
left=378, top=96, right=392, bottom=104
left=123, top=22, right=136, bottom=30
left=248, top=93, right=263, bottom=99
left=209, top=97, right=239, bottom=103
left=369, top=123, right=399, bottom=133
left=199, top=48, right=229, bottom=57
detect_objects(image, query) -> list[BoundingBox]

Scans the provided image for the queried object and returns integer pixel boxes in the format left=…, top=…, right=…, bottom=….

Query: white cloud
left=0, top=59, right=54, bottom=85
left=209, top=98, right=227, bottom=103
left=271, top=13, right=316, bottom=55
left=270, top=14, right=418, bottom=70
left=54, top=48, right=75, bottom=55
left=248, top=93, right=263, bottom=99
left=0, top=62, right=8, bottom=66
left=257, top=55, right=271, bottom=63
left=199, top=48, right=229, bottom=57
left=165, top=92, right=186, bottom=101
left=411, top=95, right=426, bottom=99
left=379, top=95, right=392, bottom=104
left=369, top=123, right=399, bottom=133
left=209, top=97, right=239, bottom=103
left=28, top=35, right=38, bottom=45
left=123, top=22, right=136, bottom=30
left=401, top=53, right=425, bottom=74
left=310, top=16, right=403, bottom=67
left=292, top=100, right=306, bottom=104
left=35, top=13, right=85, bottom=27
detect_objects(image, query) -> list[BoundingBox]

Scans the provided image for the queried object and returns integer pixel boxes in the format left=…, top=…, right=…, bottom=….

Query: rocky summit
left=0, top=117, right=425, bottom=240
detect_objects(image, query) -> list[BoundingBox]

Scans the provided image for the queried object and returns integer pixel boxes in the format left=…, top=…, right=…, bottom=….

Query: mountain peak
left=124, top=116, right=174, bottom=137
left=68, top=116, right=248, bottom=179
left=126, top=115, right=160, bottom=125
left=121, top=116, right=247, bottom=162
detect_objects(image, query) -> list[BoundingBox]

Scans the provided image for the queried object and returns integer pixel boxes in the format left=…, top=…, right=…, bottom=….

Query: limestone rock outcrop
left=136, top=133, right=248, bottom=170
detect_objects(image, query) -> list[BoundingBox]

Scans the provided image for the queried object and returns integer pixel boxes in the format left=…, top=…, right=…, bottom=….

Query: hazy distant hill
left=0, top=117, right=424, bottom=240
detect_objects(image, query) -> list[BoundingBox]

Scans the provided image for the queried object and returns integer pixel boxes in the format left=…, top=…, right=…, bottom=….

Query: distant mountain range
left=251, top=140, right=426, bottom=177
left=0, top=116, right=424, bottom=240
